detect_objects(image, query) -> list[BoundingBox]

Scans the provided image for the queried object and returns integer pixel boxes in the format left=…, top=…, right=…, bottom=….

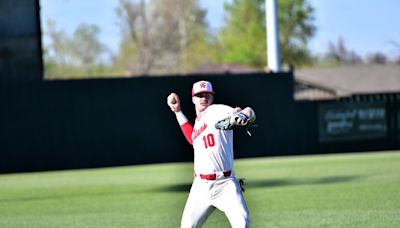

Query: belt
left=195, top=171, right=232, bottom=180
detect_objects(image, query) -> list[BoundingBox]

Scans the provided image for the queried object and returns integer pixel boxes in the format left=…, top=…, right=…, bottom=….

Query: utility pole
left=266, top=0, right=281, bottom=72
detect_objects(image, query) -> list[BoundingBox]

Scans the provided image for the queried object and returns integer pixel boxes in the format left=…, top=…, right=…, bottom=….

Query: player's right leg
left=181, top=179, right=215, bottom=228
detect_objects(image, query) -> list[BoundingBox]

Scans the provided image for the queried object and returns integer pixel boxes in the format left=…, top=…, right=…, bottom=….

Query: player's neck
left=196, top=110, right=202, bottom=117
left=196, top=107, right=207, bottom=117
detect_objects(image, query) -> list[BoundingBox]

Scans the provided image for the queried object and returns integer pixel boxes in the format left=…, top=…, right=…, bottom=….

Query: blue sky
left=41, top=0, right=400, bottom=59
left=308, top=0, right=400, bottom=58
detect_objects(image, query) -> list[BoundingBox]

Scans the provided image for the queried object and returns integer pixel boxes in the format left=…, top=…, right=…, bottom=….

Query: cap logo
left=192, top=80, right=214, bottom=96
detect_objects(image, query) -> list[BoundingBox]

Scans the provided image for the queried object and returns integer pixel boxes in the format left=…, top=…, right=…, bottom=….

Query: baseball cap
left=192, top=80, right=215, bottom=96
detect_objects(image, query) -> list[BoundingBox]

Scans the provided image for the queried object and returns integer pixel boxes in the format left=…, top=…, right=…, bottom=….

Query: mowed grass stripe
left=0, top=151, right=399, bottom=227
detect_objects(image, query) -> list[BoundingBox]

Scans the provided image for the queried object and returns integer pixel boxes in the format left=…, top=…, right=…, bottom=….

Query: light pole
left=266, top=0, right=281, bottom=72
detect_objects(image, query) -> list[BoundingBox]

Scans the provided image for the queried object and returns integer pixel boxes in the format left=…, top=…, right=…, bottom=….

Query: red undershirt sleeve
left=180, top=122, right=193, bottom=145
left=175, top=111, right=193, bottom=145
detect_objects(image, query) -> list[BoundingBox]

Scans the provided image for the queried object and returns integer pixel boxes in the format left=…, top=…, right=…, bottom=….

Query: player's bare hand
left=167, top=93, right=181, bottom=112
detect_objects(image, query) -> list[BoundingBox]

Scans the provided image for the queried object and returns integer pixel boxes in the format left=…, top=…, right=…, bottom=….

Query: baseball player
left=167, top=80, right=256, bottom=228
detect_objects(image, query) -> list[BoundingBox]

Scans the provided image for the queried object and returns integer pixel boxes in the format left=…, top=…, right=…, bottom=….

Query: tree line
left=43, top=0, right=400, bottom=79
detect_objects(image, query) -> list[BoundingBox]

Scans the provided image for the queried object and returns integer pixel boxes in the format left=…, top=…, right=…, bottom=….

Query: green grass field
left=0, top=151, right=399, bottom=227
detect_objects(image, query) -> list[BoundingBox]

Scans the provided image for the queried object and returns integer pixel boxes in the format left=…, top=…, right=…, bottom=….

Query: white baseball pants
left=180, top=177, right=250, bottom=228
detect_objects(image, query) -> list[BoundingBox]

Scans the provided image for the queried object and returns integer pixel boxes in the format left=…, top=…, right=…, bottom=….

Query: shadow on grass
left=1, top=176, right=362, bottom=202
left=0, top=188, right=145, bottom=203
left=248, top=175, right=362, bottom=188
left=156, top=183, right=192, bottom=192
left=156, top=175, right=362, bottom=192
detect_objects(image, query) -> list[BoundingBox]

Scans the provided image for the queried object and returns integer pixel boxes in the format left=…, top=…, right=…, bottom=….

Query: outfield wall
left=0, top=73, right=399, bottom=173
left=0, top=0, right=43, bottom=80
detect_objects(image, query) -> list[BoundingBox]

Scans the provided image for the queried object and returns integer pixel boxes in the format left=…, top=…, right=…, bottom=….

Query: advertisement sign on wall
left=319, top=103, right=387, bottom=143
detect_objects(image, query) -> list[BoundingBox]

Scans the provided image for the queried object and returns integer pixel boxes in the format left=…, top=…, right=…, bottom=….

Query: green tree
left=219, top=0, right=316, bottom=68
left=219, top=0, right=266, bottom=67
left=366, top=52, right=387, bottom=65
left=69, top=23, right=105, bottom=74
left=389, top=39, right=400, bottom=64
left=44, top=19, right=71, bottom=66
left=115, top=0, right=212, bottom=76
left=43, top=20, right=108, bottom=79
left=326, top=36, right=362, bottom=65
left=279, top=0, right=316, bottom=67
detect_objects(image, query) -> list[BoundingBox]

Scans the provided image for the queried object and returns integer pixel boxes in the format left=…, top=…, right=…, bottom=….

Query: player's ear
left=192, top=96, right=195, bottom=104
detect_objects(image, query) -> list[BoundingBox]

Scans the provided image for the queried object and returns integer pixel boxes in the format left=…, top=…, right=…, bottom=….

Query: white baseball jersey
left=191, top=104, right=234, bottom=175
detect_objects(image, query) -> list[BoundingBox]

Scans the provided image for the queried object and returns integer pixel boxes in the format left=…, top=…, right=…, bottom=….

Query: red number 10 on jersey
left=202, top=133, right=215, bottom=149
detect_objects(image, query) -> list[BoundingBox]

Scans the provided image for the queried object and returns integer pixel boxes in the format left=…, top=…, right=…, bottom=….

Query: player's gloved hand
left=215, top=107, right=256, bottom=130
left=215, top=111, right=248, bottom=130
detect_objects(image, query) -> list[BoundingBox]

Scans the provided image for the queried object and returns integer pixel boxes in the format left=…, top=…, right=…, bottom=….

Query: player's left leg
left=211, top=178, right=250, bottom=228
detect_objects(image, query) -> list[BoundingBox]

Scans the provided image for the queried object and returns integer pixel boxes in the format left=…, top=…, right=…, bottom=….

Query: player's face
left=192, top=92, right=214, bottom=112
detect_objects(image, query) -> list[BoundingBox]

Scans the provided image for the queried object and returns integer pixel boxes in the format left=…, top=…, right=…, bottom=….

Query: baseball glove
left=215, top=107, right=256, bottom=130
left=215, top=111, right=251, bottom=130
